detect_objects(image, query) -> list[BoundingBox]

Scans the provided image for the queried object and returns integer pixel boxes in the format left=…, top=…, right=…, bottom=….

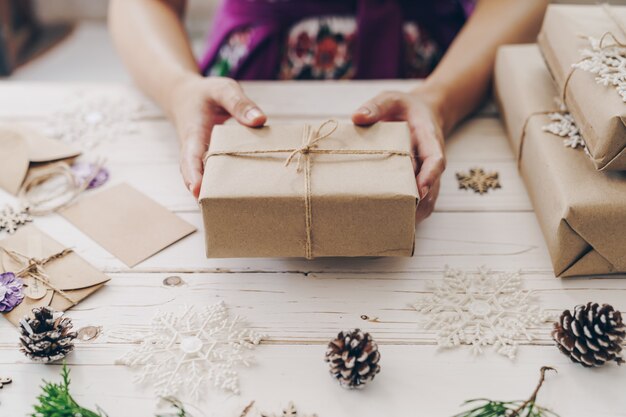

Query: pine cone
left=19, top=307, right=77, bottom=363
left=324, top=329, right=380, bottom=388
left=552, top=302, right=625, bottom=367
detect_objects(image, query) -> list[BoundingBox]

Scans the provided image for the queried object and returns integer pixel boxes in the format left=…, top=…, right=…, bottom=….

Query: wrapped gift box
left=538, top=4, right=626, bottom=171
left=495, top=44, right=626, bottom=277
left=199, top=121, right=418, bottom=258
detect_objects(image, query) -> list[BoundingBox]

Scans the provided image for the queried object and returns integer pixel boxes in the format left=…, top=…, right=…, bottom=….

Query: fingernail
left=245, top=108, right=263, bottom=121
left=420, top=186, right=429, bottom=199
left=357, top=107, right=371, bottom=116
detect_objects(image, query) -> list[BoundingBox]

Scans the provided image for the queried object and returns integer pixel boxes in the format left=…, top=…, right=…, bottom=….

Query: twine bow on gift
left=0, top=247, right=78, bottom=306
left=204, top=120, right=413, bottom=259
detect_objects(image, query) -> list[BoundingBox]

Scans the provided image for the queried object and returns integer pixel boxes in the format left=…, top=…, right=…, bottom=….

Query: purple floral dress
left=202, top=0, right=476, bottom=80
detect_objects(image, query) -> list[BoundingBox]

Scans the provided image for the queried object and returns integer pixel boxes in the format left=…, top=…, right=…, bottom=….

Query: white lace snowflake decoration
left=412, top=266, right=552, bottom=360
left=116, top=302, right=264, bottom=400
left=573, top=35, right=626, bottom=102
left=542, top=112, right=586, bottom=150
left=42, top=92, right=149, bottom=149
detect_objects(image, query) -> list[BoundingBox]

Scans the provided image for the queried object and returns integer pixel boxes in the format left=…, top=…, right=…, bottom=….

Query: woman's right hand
left=168, top=75, right=267, bottom=198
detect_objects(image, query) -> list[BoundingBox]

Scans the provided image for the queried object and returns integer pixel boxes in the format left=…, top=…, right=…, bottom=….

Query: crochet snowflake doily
left=0, top=205, right=32, bottom=234
left=573, top=35, right=626, bottom=103
left=412, top=266, right=552, bottom=360
left=115, top=302, right=264, bottom=400
left=41, top=91, right=150, bottom=149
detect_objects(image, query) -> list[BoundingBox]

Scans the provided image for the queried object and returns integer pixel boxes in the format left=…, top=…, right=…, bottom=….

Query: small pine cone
left=324, top=329, right=380, bottom=389
left=552, top=302, right=625, bottom=367
left=19, top=307, right=77, bottom=363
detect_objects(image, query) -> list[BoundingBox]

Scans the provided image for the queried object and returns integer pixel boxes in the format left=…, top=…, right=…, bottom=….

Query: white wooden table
left=0, top=81, right=624, bottom=417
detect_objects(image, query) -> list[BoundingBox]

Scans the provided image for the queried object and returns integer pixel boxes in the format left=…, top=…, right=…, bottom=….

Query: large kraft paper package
left=537, top=5, right=626, bottom=171
left=199, top=122, right=418, bottom=258
left=495, top=44, right=626, bottom=278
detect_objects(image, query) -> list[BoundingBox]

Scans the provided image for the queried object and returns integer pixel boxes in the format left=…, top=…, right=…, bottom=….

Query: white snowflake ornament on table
left=0, top=205, right=32, bottom=234
left=41, top=92, right=151, bottom=149
left=412, top=266, right=552, bottom=360
left=115, top=302, right=265, bottom=400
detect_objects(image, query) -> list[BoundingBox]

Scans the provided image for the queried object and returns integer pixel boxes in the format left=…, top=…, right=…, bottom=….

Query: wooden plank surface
left=0, top=81, right=624, bottom=417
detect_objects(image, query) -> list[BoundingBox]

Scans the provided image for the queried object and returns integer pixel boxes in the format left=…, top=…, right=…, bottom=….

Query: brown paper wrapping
left=495, top=44, right=626, bottom=278
left=537, top=5, right=626, bottom=171
left=1, top=225, right=110, bottom=326
left=199, top=122, right=418, bottom=258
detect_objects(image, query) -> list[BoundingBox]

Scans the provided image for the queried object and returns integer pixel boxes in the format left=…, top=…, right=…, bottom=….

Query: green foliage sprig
left=31, top=364, right=193, bottom=417
left=31, top=363, right=107, bottom=417
left=452, top=367, right=559, bottom=417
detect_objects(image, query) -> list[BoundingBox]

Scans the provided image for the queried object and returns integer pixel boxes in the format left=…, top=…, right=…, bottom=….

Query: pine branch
left=31, top=363, right=107, bottom=417
left=452, top=367, right=559, bottom=417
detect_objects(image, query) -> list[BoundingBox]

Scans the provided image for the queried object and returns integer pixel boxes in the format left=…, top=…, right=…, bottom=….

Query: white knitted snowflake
left=42, top=92, right=148, bottom=149
left=574, top=35, right=626, bottom=102
left=542, top=112, right=587, bottom=150
left=115, top=302, right=264, bottom=400
left=412, top=266, right=552, bottom=360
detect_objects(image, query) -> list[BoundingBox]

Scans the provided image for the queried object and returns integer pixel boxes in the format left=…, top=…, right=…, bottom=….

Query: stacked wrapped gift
left=538, top=5, right=626, bottom=171
left=494, top=4, right=626, bottom=277
left=199, top=121, right=418, bottom=258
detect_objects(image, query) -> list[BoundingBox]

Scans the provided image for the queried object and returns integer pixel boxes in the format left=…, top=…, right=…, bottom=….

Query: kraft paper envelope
left=60, top=183, right=197, bottom=267
left=0, top=125, right=81, bottom=195
left=538, top=5, right=626, bottom=171
left=200, top=122, right=418, bottom=258
left=495, top=44, right=626, bottom=277
left=0, top=225, right=110, bottom=326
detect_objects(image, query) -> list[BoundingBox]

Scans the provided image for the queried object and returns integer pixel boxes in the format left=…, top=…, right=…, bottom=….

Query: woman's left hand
left=352, top=90, right=446, bottom=222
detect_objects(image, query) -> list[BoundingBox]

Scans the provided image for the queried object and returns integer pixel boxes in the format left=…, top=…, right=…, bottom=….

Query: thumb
left=213, top=79, right=267, bottom=127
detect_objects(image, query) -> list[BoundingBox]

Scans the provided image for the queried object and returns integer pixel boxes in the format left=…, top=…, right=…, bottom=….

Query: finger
left=415, top=180, right=440, bottom=223
left=180, top=135, right=208, bottom=199
left=409, top=115, right=445, bottom=199
left=211, top=79, right=267, bottom=127
left=352, top=92, right=405, bottom=125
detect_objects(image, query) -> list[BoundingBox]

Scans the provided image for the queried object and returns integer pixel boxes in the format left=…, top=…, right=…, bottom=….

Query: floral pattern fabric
left=208, top=17, right=441, bottom=80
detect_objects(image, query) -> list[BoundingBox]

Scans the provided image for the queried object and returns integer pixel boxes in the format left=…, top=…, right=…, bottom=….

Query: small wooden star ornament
left=261, top=402, right=318, bottom=417
left=456, top=168, right=501, bottom=195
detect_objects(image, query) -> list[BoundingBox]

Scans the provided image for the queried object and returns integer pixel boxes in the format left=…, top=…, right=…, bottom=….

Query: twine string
left=561, top=4, right=626, bottom=103
left=18, top=159, right=105, bottom=216
left=204, top=120, right=413, bottom=259
left=0, top=247, right=78, bottom=306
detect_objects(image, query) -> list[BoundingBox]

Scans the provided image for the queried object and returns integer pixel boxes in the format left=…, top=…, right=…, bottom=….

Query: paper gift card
left=0, top=125, right=81, bottom=195
left=0, top=225, right=110, bottom=326
left=60, top=183, right=196, bottom=267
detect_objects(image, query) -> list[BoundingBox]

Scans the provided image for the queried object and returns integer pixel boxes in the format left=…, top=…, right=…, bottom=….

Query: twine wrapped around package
left=0, top=247, right=77, bottom=306
left=204, top=120, right=414, bottom=259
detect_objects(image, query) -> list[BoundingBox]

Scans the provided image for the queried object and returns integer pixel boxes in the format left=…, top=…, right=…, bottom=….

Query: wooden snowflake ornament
left=0, top=205, right=32, bottom=234
left=456, top=168, right=501, bottom=194
left=260, top=402, right=318, bottom=417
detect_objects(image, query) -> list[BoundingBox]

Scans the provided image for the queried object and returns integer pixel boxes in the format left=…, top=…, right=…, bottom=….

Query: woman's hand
left=169, top=75, right=267, bottom=198
left=352, top=89, right=446, bottom=222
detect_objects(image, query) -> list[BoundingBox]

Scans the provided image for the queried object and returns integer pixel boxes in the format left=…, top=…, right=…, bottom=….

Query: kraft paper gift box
left=0, top=225, right=110, bottom=326
left=199, top=121, right=418, bottom=258
left=537, top=5, right=626, bottom=171
left=495, top=44, right=626, bottom=277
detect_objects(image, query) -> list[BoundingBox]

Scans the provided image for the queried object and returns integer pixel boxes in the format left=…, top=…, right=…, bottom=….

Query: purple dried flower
left=0, top=272, right=24, bottom=312
left=71, top=162, right=109, bottom=189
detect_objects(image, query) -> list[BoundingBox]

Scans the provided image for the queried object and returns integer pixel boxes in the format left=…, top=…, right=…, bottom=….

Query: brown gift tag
left=538, top=5, right=626, bottom=171
left=0, top=125, right=81, bottom=195
left=494, top=44, right=626, bottom=277
left=0, top=225, right=110, bottom=326
left=199, top=121, right=418, bottom=258
left=59, top=183, right=196, bottom=267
